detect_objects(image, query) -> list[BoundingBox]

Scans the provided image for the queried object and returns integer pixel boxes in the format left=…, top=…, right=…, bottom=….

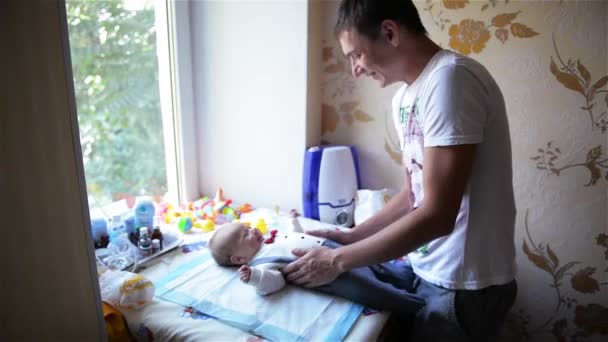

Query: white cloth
left=354, top=189, right=395, bottom=226
left=154, top=216, right=363, bottom=342
left=392, top=49, right=516, bottom=290
left=249, top=233, right=325, bottom=295
left=98, top=269, right=155, bottom=310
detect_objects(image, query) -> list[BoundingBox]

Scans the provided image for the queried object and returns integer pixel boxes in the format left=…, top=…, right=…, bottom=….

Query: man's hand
left=282, top=247, right=344, bottom=288
left=239, top=265, right=251, bottom=283
left=306, top=227, right=355, bottom=245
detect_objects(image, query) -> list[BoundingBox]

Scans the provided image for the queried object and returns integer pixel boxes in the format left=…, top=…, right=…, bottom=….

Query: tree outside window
left=66, top=0, right=168, bottom=207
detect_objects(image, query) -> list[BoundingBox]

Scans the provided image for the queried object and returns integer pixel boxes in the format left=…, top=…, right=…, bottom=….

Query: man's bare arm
left=348, top=171, right=413, bottom=243
left=308, top=153, right=414, bottom=244
left=335, top=144, right=477, bottom=269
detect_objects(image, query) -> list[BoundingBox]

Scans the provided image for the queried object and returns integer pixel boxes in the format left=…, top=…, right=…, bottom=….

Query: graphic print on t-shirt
left=400, top=97, right=424, bottom=204
left=399, top=97, right=429, bottom=255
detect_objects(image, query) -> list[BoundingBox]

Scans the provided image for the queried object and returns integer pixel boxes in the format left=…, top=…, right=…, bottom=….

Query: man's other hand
left=306, top=228, right=355, bottom=245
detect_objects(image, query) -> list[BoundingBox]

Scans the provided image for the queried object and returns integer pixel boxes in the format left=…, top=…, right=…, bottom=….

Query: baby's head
left=209, top=222, right=264, bottom=266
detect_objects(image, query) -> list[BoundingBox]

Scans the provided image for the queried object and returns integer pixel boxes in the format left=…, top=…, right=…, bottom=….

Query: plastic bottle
left=151, top=215, right=164, bottom=250
left=134, top=198, right=155, bottom=230
left=91, top=218, right=109, bottom=249
left=125, top=216, right=138, bottom=246
left=108, top=214, right=126, bottom=242
left=138, top=227, right=153, bottom=258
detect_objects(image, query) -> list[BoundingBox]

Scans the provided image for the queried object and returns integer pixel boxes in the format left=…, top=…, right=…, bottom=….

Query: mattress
left=118, top=209, right=390, bottom=341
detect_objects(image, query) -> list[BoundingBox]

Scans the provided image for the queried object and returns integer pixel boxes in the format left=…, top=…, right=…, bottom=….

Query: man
left=282, top=0, right=517, bottom=340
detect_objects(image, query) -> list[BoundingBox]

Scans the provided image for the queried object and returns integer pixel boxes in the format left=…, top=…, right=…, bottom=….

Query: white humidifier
left=302, top=145, right=361, bottom=227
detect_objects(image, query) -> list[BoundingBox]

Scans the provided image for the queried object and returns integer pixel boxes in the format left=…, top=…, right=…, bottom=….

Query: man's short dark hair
left=335, top=0, right=427, bottom=39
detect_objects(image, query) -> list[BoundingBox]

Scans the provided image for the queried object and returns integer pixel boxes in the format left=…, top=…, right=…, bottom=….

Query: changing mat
left=154, top=211, right=363, bottom=342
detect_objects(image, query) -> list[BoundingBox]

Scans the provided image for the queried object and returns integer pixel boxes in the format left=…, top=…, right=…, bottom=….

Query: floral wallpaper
left=320, top=1, right=607, bottom=341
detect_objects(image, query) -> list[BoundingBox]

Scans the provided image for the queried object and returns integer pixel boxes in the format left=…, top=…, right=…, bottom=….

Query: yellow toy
left=193, top=219, right=215, bottom=233
left=253, top=219, right=268, bottom=235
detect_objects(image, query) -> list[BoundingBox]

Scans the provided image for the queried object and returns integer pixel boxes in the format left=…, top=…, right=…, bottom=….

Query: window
left=66, top=0, right=179, bottom=209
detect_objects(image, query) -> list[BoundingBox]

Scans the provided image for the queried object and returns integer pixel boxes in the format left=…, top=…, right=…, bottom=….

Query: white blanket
left=153, top=212, right=363, bottom=341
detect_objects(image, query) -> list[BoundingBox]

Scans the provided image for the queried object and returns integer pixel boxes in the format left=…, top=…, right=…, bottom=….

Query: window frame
left=157, top=0, right=199, bottom=205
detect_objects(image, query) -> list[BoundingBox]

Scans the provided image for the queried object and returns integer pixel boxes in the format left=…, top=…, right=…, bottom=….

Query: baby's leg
left=368, top=259, right=417, bottom=292
left=321, top=239, right=416, bottom=291
left=317, top=240, right=424, bottom=314
left=314, top=266, right=425, bottom=315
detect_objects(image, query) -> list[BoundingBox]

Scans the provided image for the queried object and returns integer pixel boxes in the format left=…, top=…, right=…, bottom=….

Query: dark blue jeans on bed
left=251, top=239, right=425, bottom=315
left=316, top=239, right=425, bottom=314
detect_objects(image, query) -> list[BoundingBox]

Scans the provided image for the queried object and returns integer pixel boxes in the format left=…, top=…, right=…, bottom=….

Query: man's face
left=339, top=28, right=395, bottom=88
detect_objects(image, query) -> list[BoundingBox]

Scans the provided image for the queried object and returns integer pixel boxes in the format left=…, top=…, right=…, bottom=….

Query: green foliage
left=66, top=0, right=167, bottom=205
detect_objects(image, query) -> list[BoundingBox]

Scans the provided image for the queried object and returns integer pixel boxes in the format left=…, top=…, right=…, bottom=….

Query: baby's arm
left=239, top=264, right=286, bottom=296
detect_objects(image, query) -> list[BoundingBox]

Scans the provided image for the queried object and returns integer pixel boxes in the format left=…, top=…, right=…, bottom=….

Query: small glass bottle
left=138, top=227, right=153, bottom=258
left=152, top=239, right=161, bottom=254
left=151, top=216, right=164, bottom=250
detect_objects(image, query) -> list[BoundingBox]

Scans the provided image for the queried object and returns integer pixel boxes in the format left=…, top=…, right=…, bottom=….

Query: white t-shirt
left=392, top=49, right=516, bottom=290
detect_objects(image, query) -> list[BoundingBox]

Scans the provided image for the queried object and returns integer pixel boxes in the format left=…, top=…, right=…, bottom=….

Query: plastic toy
left=177, top=216, right=193, bottom=232
left=253, top=219, right=268, bottom=235
left=238, top=203, right=253, bottom=213
left=264, top=229, right=278, bottom=244
left=214, top=214, right=232, bottom=225
left=193, top=219, right=215, bottom=233
left=160, top=187, right=255, bottom=233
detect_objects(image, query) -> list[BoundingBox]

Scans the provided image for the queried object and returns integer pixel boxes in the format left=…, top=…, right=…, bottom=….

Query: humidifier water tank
left=302, top=145, right=361, bottom=227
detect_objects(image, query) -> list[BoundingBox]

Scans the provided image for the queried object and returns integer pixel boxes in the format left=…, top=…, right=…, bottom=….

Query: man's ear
left=381, top=20, right=399, bottom=47
left=230, top=255, right=245, bottom=265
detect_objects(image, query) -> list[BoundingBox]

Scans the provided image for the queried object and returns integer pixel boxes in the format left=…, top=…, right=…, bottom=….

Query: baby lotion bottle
left=134, top=197, right=155, bottom=230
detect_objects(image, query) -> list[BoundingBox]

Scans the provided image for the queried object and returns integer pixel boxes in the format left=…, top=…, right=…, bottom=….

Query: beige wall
left=191, top=0, right=317, bottom=211
left=320, top=1, right=607, bottom=340
left=2, top=0, right=104, bottom=339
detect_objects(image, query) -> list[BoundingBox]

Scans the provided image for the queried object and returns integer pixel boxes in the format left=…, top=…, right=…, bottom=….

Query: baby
left=208, top=222, right=425, bottom=314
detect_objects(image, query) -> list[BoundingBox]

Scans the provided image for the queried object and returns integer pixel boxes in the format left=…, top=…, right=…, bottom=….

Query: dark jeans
left=408, top=273, right=517, bottom=342
left=315, top=242, right=426, bottom=314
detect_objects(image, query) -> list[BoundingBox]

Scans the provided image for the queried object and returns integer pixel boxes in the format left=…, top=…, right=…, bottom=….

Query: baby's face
left=221, top=223, right=264, bottom=264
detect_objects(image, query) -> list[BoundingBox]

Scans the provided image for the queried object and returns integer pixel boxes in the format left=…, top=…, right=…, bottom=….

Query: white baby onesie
left=247, top=233, right=325, bottom=295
